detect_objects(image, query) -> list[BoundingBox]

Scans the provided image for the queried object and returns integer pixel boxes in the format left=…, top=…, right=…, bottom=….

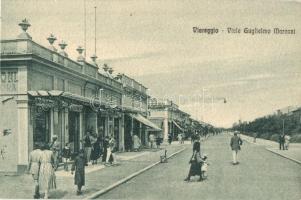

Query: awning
left=172, top=120, right=184, bottom=132
left=129, top=114, right=162, bottom=131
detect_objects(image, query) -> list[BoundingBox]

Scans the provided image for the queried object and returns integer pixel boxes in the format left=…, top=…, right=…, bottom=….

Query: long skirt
left=39, top=163, right=56, bottom=191
left=188, top=161, right=202, bottom=176
left=74, top=170, right=85, bottom=186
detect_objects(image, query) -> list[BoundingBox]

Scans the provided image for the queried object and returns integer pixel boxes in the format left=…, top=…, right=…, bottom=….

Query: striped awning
left=172, top=120, right=184, bottom=132
left=128, top=113, right=162, bottom=131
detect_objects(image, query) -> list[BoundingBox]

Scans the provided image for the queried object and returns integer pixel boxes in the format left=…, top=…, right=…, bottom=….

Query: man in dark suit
left=279, top=134, right=285, bottom=150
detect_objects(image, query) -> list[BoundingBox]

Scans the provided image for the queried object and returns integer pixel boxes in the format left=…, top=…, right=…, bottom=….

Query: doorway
left=69, top=112, right=80, bottom=153
left=33, top=108, right=50, bottom=145
left=114, top=118, right=120, bottom=150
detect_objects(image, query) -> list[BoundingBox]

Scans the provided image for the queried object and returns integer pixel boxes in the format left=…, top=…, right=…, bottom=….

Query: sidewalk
left=0, top=144, right=186, bottom=199
left=239, top=134, right=301, bottom=164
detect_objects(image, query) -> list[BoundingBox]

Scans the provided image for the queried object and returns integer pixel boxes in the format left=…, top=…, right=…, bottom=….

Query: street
left=99, top=134, right=301, bottom=200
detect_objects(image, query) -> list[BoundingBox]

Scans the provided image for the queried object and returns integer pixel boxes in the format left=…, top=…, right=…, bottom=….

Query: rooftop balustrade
left=0, top=39, right=123, bottom=91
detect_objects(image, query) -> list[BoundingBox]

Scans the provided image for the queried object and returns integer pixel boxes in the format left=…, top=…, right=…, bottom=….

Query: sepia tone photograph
left=0, top=0, right=300, bottom=199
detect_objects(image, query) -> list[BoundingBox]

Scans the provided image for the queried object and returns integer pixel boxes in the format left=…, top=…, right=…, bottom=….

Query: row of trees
left=232, top=109, right=301, bottom=143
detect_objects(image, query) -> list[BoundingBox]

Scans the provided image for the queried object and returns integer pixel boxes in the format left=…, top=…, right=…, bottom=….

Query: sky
left=1, top=0, right=301, bottom=127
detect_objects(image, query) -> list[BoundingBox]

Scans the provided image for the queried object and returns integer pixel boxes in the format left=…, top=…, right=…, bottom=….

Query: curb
left=84, top=147, right=187, bottom=199
left=265, top=148, right=301, bottom=165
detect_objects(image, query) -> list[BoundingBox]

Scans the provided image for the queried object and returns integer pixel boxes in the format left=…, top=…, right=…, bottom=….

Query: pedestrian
left=230, top=131, right=243, bottom=165
left=105, top=136, right=117, bottom=165
left=61, top=143, right=71, bottom=171
left=71, top=149, right=86, bottom=195
left=181, top=134, right=185, bottom=144
left=279, top=133, right=285, bottom=150
left=91, top=136, right=101, bottom=165
left=49, top=135, right=60, bottom=171
left=83, top=132, right=92, bottom=165
left=149, top=133, right=155, bottom=149
left=27, top=142, right=43, bottom=199
left=39, top=143, right=56, bottom=199
left=178, top=134, right=182, bottom=144
left=201, top=154, right=209, bottom=180
left=168, top=133, right=172, bottom=145
left=133, top=134, right=141, bottom=151
left=253, top=132, right=257, bottom=143
left=184, top=136, right=202, bottom=182
left=102, top=136, right=109, bottom=163
left=156, top=136, right=162, bottom=149
left=109, top=136, right=118, bottom=165
left=284, top=134, right=291, bottom=150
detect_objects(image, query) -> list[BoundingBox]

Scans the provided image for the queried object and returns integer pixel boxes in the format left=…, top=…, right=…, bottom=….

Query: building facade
left=148, top=98, right=191, bottom=141
left=0, top=19, right=159, bottom=173
left=117, top=74, right=161, bottom=151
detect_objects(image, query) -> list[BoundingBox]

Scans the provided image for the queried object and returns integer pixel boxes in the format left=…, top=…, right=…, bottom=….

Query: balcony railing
left=1, top=39, right=122, bottom=91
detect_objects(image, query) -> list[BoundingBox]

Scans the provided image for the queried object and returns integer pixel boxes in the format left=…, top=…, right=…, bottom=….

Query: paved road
left=99, top=134, right=301, bottom=200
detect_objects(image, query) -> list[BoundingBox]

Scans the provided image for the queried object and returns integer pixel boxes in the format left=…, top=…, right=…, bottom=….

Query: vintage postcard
left=0, top=0, right=300, bottom=199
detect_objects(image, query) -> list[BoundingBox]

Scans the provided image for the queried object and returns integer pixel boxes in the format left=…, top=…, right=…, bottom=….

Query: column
left=17, top=100, right=29, bottom=172
left=163, top=118, right=168, bottom=142
left=163, top=108, right=169, bottom=142
left=105, top=116, right=109, bottom=136
left=79, top=112, right=83, bottom=149
left=139, top=122, right=142, bottom=144
left=50, top=109, right=54, bottom=139
left=119, top=114, right=125, bottom=151
left=131, top=116, right=134, bottom=137
left=53, top=108, right=59, bottom=137
left=16, top=66, right=29, bottom=172
left=64, top=108, right=69, bottom=144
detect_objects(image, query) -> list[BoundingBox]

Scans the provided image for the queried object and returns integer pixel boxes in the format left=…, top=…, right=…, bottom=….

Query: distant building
left=116, top=74, right=161, bottom=151
left=148, top=98, right=191, bottom=141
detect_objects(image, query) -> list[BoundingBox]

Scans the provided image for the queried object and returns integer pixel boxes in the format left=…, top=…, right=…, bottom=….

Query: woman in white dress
left=284, top=134, right=291, bottom=150
left=39, top=143, right=56, bottom=199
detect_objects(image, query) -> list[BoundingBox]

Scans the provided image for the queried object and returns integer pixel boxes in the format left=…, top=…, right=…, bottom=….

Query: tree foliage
left=232, top=110, right=301, bottom=142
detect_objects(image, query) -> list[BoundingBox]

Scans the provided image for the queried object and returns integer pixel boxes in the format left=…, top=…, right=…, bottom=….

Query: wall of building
left=0, top=65, right=31, bottom=173
left=0, top=96, right=19, bottom=173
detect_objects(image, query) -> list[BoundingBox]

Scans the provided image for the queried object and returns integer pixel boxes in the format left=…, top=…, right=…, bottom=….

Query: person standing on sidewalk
left=107, top=136, right=118, bottom=165
left=133, top=134, right=141, bottom=152
left=49, top=135, right=60, bottom=171
left=102, top=136, right=109, bottom=163
left=61, top=143, right=71, bottom=171
left=71, top=149, right=86, bottom=195
left=178, top=134, right=183, bottom=144
left=156, top=135, right=162, bottom=149
left=168, top=133, right=172, bottom=145
left=149, top=133, right=155, bottom=149
left=284, top=134, right=291, bottom=150
left=83, top=132, right=92, bottom=165
left=27, top=142, right=42, bottom=199
left=91, top=136, right=101, bottom=165
left=39, top=143, right=56, bottom=199
left=230, top=131, right=243, bottom=165
left=279, top=133, right=285, bottom=150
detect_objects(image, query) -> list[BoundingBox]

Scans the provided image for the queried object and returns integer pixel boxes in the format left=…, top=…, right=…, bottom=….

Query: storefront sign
left=35, top=97, right=56, bottom=111
left=1, top=70, right=18, bottom=94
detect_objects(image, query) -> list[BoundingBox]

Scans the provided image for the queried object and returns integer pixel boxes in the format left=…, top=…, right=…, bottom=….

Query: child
left=62, top=143, right=71, bottom=171
left=71, top=149, right=86, bottom=195
left=201, top=154, right=209, bottom=180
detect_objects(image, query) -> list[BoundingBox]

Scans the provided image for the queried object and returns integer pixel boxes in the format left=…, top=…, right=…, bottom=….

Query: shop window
left=33, top=108, right=50, bottom=144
